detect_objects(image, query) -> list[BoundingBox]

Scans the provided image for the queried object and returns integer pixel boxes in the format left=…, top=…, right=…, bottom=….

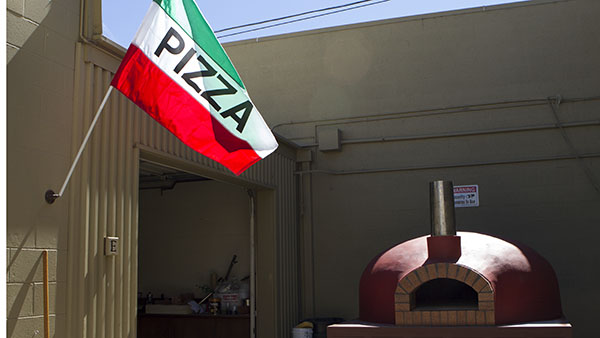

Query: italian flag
left=111, top=0, right=278, bottom=175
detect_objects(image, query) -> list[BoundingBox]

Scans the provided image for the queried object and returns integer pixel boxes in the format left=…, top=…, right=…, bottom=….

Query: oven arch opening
left=412, top=278, right=478, bottom=310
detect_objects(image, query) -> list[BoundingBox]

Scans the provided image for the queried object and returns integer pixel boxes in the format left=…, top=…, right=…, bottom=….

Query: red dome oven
left=329, top=181, right=572, bottom=338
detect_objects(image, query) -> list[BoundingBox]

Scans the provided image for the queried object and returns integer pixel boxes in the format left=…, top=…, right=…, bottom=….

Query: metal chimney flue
left=430, top=180, right=456, bottom=236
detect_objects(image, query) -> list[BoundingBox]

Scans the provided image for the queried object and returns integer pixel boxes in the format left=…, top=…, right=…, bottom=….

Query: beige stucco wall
left=7, top=0, right=80, bottom=336
left=224, top=0, right=600, bottom=337
left=138, top=180, right=251, bottom=300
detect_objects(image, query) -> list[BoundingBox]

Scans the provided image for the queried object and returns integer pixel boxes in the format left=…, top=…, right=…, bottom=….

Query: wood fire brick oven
left=328, top=181, right=572, bottom=338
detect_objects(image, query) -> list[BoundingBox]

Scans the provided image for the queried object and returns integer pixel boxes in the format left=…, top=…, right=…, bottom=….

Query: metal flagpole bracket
left=45, top=189, right=59, bottom=204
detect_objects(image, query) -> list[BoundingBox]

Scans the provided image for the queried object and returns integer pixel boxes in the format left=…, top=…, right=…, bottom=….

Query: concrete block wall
left=7, top=0, right=79, bottom=337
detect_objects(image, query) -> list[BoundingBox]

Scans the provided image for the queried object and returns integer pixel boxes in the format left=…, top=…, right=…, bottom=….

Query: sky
left=102, top=0, right=528, bottom=47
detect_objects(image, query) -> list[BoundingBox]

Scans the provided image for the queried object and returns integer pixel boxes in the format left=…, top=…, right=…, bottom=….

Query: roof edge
left=223, top=0, right=572, bottom=47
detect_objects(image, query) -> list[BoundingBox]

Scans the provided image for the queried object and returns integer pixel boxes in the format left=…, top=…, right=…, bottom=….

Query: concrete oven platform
left=327, top=320, right=572, bottom=338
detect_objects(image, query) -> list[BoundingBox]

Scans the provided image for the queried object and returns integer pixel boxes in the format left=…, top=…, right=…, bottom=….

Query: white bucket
left=292, top=327, right=313, bottom=338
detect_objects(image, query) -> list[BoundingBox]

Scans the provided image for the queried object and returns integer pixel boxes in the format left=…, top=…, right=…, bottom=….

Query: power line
left=216, top=0, right=391, bottom=39
left=214, top=0, right=384, bottom=33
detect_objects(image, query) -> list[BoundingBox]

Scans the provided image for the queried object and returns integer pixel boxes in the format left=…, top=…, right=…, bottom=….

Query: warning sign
left=454, top=185, right=479, bottom=208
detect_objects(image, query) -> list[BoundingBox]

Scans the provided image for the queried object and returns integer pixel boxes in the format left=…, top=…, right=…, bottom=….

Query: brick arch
left=394, top=263, right=494, bottom=326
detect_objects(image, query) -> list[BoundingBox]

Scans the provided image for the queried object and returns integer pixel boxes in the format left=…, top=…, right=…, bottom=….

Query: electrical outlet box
left=105, top=237, right=119, bottom=256
left=318, top=127, right=341, bottom=151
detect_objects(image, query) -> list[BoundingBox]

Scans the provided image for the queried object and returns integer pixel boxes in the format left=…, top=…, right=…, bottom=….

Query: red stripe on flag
left=111, top=44, right=261, bottom=175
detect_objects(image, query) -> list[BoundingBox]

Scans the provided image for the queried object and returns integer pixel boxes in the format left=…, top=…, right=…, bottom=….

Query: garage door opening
left=137, top=159, right=253, bottom=338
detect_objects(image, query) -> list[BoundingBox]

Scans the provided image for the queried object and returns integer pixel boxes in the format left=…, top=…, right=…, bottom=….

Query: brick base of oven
left=327, top=321, right=572, bottom=338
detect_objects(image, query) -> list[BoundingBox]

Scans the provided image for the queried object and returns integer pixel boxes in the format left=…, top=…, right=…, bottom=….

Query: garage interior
left=137, top=160, right=253, bottom=338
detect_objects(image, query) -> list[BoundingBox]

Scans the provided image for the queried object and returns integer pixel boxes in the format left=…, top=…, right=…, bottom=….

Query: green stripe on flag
left=154, top=0, right=245, bottom=89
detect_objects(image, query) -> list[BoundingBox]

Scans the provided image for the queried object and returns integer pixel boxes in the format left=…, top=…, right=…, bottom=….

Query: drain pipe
left=248, top=190, right=256, bottom=338
left=79, top=0, right=123, bottom=58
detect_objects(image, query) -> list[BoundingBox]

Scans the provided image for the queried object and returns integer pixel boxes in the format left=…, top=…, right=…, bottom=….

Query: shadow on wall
left=8, top=1, right=76, bottom=338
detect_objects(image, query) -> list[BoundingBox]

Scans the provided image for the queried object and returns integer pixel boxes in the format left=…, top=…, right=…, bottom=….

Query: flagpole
left=45, top=86, right=114, bottom=204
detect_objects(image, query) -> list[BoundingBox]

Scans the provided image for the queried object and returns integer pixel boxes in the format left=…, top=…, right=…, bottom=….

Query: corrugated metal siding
left=66, top=43, right=298, bottom=338
left=274, top=154, right=300, bottom=338
left=67, top=47, right=140, bottom=338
